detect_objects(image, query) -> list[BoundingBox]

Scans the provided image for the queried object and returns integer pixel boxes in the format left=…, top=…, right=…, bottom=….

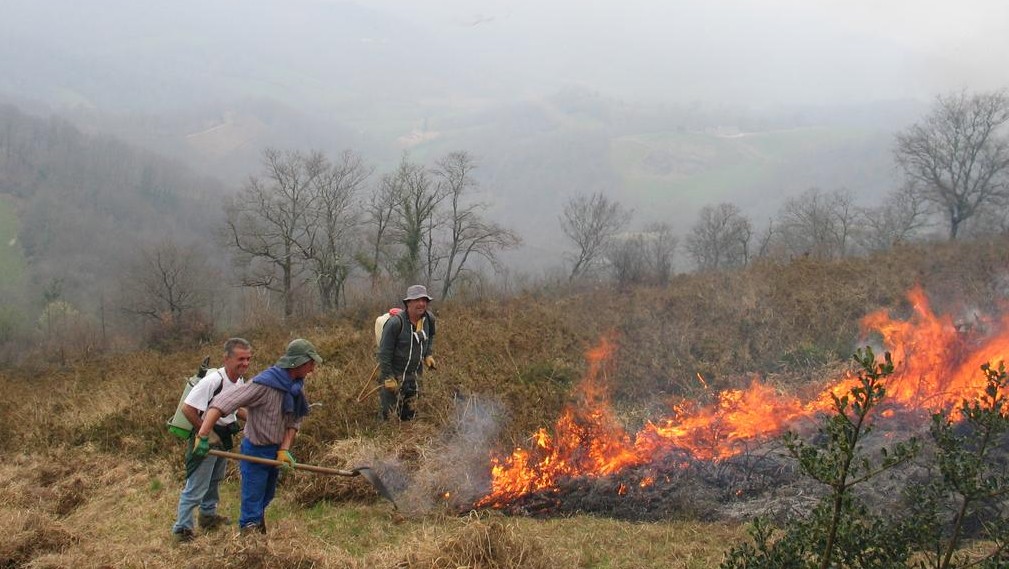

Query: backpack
left=374, top=308, right=404, bottom=346
left=166, top=356, right=224, bottom=440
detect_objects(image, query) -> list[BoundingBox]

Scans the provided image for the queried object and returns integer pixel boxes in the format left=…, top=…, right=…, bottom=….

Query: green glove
left=193, top=436, right=210, bottom=458
left=277, top=450, right=296, bottom=470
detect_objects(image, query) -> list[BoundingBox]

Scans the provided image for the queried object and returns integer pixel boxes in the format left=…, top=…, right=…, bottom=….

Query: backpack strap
left=396, top=310, right=407, bottom=337
left=212, top=370, right=225, bottom=399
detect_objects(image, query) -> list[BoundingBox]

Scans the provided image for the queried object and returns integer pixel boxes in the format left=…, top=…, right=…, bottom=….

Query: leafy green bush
left=722, top=348, right=920, bottom=569
left=723, top=353, right=1009, bottom=569
left=905, top=362, right=1009, bottom=569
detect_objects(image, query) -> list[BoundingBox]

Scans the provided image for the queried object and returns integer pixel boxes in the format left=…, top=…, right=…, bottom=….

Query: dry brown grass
left=0, top=445, right=745, bottom=568
left=7, top=238, right=1009, bottom=462
left=394, top=513, right=564, bottom=569
left=2, top=238, right=1009, bottom=566
left=0, top=509, right=77, bottom=567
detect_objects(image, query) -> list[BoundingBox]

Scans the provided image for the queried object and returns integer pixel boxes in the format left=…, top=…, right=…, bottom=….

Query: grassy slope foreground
left=2, top=238, right=1009, bottom=567
left=0, top=450, right=741, bottom=568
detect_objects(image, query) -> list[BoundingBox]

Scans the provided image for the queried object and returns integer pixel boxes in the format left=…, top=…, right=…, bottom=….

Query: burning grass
left=477, top=284, right=1009, bottom=522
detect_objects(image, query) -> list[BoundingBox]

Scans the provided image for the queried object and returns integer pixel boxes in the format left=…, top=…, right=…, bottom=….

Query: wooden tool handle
left=208, top=449, right=359, bottom=477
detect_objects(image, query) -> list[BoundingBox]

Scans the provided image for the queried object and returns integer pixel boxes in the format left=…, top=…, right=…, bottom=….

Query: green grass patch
left=611, top=127, right=873, bottom=208
left=0, top=195, right=26, bottom=295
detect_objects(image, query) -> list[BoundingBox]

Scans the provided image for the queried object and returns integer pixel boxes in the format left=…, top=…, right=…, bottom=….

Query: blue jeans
left=172, top=453, right=228, bottom=533
left=239, top=438, right=280, bottom=528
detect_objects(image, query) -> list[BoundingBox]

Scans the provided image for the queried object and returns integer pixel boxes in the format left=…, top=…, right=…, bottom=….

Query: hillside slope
left=0, top=104, right=226, bottom=318
left=1, top=237, right=1008, bottom=566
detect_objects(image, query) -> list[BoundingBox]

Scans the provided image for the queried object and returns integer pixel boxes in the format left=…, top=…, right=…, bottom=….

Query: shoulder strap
left=212, top=369, right=225, bottom=398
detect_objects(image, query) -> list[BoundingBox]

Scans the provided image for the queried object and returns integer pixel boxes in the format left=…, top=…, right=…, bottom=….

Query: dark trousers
left=380, top=374, right=419, bottom=421
left=238, top=438, right=279, bottom=528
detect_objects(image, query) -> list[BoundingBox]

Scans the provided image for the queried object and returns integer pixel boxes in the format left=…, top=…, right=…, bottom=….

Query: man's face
left=291, top=359, right=316, bottom=380
left=224, top=347, right=253, bottom=379
left=406, top=298, right=428, bottom=320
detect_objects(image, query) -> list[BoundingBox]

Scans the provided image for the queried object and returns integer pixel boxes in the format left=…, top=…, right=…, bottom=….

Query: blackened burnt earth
left=487, top=449, right=801, bottom=522
left=478, top=407, right=1009, bottom=526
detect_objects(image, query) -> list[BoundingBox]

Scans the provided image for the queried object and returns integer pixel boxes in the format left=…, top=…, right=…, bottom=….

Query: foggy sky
left=362, top=0, right=1009, bottom=106
left=3, top=0, right=1007, bottom=113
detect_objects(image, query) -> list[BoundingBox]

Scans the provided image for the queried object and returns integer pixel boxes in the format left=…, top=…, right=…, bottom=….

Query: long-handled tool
left=208, top=449, right=396, bottom=508
left=357, top=383, right=382, bottom=402
left=355, top=363, right=381, bottom=402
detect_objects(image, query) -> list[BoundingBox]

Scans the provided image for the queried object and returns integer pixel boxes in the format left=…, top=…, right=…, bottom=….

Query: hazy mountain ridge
left=0, top=92, right=912, bottom=272
left=396, top=93, right=907, bottom=259
left=0, top=105, right=224, bottom=314
left=1, top=0, right=931, bottom=270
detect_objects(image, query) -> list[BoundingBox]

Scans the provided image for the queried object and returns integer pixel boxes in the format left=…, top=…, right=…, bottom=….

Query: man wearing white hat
left=376, top=284, right=437, bottom=420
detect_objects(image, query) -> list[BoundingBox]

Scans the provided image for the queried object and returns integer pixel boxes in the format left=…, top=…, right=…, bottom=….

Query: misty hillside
left=396, top=92, right=908, bottom=256
left=0, top=105, right=224, bottom=317
left=51, top=93, right=912, bottom=268
left=0, top=1, right=935, bottom=267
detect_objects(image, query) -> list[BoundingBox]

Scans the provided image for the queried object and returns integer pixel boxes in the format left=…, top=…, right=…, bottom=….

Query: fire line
left=477, top=286, right=1004, bottom=509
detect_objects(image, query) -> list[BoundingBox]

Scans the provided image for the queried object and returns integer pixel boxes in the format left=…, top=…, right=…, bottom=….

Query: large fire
left=477, top=287, right=1007, bottom=509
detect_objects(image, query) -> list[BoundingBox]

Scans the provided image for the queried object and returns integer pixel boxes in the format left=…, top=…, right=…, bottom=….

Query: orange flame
left=477, top=287, right=1006, bottom=508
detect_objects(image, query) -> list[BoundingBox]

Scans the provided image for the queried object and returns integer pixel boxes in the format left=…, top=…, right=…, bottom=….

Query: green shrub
left=906, top=362, right=1009, bottom=569
left=722, top=348, right=920, bottom=569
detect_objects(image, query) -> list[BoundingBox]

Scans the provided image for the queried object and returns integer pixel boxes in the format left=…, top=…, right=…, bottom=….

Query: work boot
left=171, top=527, right=195, bottom=543
left=198, top=513, right=230, bottom=531
left=240, top=521, right=267, bottom=536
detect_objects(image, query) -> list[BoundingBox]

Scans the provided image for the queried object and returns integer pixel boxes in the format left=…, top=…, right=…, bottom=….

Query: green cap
left=275, top=339, right=323, bottom=368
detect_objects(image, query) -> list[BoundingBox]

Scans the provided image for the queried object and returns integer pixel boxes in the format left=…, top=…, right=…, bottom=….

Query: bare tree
left=433, top=151, right=521, bottom=299
left=684, top=203, right=752, bottom=270
left=301, top=150, right=370, bottom=313
left=643, top=221, right=677, bottom=285
left=225, top=148, right=321, bottom=318
left=560, top=192, right=633, bottom=281
left=610, top=222, right=679, bottom=286
left=895, top=90, right=1009, bottom=240
left=391, top=154, right=445, bottom=283
left=121, top=239, right=207, bottom=322
left=753, top=219, right=776, bottom=260
left=773, top=188, right=856, bottom=259
left=363, top=169, right=405, bottom=289
left=962, top=203, right=1009, bottom=237
left=607, top=235, right=647, bottom=288
left=856, top=183, right=932, bottom=252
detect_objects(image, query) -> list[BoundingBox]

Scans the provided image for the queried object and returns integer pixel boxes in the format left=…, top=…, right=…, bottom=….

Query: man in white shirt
left=171, top=337, right=252, bottom=543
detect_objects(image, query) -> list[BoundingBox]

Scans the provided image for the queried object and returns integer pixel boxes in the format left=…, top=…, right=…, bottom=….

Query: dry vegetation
left=3, top=238, right=1009, bottom=567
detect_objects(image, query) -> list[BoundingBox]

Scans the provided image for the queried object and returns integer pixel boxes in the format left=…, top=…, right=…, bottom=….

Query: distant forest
left=2, top=89, right=1009, bottom=364
left=0, top=105, right=224, bottom=354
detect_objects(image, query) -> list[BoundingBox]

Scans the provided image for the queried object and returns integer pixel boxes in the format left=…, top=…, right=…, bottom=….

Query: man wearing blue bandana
left=193, top=338, right=322, bottom=535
